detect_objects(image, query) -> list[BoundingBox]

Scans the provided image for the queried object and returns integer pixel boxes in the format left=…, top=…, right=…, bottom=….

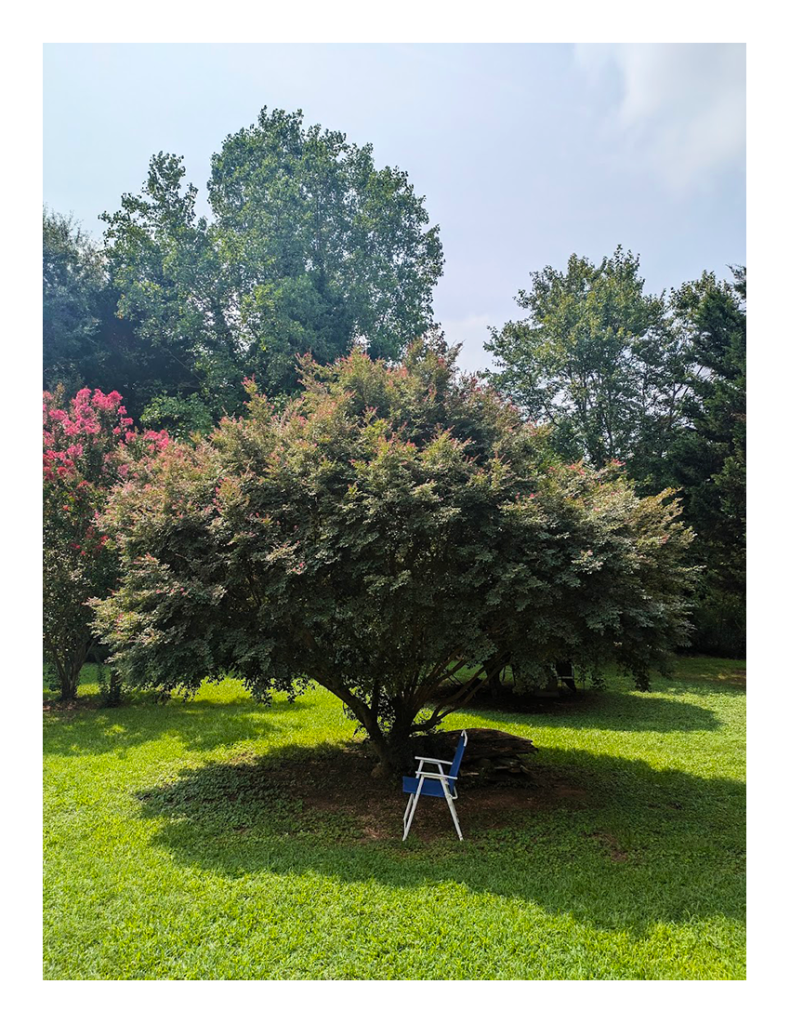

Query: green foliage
left=94, top=660, right=124, bottom=707
left=43, top=208, right=208, bottom=422
left=139, top=393, right=215, bottom=439
left=484, top=246, right=686, bottom=486
left=43, top=209, right=105, bottom=395
left=94, top=344, right=695, bottom=769
left=43, top=659, right=745, bottom=979
left=99, top=108, right=444, bottom=411
left=688, top=587, right=746, bottom=659
left=668, top=270, right=746, bottom=654
left=484, top=251, right=746, bottom=657
left=209, top=108, right=444, bottom=374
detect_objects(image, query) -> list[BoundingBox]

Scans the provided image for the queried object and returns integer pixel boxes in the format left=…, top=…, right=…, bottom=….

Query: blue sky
left=43, top=43, right=745, bottom=372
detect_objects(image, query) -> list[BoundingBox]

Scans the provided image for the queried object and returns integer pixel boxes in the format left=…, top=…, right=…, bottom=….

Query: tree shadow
left=457, top=690, right=723, bottom=733
left=134, top=741, right=745, bottom=936
left=43, top=693, right=315, bottom=758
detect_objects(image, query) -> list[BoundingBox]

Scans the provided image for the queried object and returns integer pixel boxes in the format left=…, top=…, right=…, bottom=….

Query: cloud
left=574, top=44, right=745, bottom=192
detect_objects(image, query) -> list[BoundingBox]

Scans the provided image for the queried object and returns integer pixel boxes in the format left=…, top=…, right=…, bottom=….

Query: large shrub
left=93, top=344, right=695, bottom=771
left=43, top=387, right=168, bottom=699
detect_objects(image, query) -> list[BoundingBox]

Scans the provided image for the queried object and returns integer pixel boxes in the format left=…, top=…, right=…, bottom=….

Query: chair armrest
left=414, top=756, right=454, bottom=765
left=415, top=770, right=457, bottom=782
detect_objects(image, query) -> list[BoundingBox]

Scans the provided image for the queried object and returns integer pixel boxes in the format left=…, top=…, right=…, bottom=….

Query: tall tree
left=43, top=209, right=104, bottom=395
left=101, top=108, right=444, bottom=413
left=43, top=208, right=205, bottom=425
left=669, top=269, right=746, bottom=654
left=484, top=247, right=689, bottom=489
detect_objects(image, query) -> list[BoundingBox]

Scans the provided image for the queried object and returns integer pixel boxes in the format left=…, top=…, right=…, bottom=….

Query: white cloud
left=574, top=44, right=745, bottom=193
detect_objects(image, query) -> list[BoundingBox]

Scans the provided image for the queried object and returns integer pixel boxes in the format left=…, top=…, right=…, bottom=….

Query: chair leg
left=403, top=778, right=424, bottom=841
left=403, top=794, right=414, bottom=825
left=441, top=780, right=463, bottom=841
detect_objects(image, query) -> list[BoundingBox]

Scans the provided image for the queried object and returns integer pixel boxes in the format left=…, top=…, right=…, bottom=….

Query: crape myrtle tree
left=43, top=387, right=169, bottom=700
left=100, top=107, right=444, bottom=421
left=93, top=342, right=695, bottom=773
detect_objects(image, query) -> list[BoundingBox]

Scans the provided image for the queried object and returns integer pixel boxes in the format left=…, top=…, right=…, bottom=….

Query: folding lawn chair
left=402, top=730, right=468, bottom=841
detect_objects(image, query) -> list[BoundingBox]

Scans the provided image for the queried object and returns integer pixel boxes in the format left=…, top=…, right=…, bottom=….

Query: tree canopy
left=43, top=209, right=209, bottom=425
left=43, top=210, right=105, bottom=396
left=484, top=246, right=689, bottom=489
left=93, top=343, right=695, bottom=770
left=99, top=108, right=444, bottom=418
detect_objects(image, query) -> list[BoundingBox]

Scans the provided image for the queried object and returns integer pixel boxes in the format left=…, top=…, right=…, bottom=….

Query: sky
left=43, top=43, right=746, bottom=373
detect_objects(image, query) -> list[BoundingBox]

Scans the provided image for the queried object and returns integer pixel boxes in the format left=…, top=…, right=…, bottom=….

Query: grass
left=43, top=656, right=745, bottom=979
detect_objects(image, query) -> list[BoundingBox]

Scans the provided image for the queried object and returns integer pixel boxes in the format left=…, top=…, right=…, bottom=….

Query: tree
left=43, top=387, right=169, bottom=700
left=43, top=208, right=204, bottom=424
left=668, top=269, right=746, bottom=654
left=93, top=344, right=694, bottom=772
left=43, top=209, right=105, bottom=395
left=484, top=246, right=689, bottom=489
left=100, top=108, right=444, bottom=413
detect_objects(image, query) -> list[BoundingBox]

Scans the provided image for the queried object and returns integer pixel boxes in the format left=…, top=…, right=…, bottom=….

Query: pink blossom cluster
left=44, top=388, right=171, bottom=568
left=43, top=389, right=131, bottom=481
left=44, top=388, right=170, bottom=483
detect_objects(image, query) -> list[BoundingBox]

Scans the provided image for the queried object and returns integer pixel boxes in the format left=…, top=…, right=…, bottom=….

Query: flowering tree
left=43, top=387, right=168, bottom=700
left=93, top=344, right=695, bottom=771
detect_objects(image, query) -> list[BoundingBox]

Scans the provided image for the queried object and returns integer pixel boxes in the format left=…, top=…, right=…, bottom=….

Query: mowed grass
left=43, top=656, right=745, bottom=980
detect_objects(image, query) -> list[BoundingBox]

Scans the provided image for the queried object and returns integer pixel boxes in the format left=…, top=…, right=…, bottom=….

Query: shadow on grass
left=134, top=741, right=745, bottom=935
left=42, top=694, right=314, bottom=757
left=457, top=690, right=723, bottom=734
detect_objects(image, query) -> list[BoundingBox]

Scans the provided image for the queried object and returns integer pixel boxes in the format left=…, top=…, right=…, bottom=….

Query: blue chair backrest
left=449, top=730, right=468, bottom=779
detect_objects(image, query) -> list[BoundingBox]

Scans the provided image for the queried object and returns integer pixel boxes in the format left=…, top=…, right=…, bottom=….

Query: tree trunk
left=368, top=718, right=414, bottom=777
left=102, top=669, right=123, bottom=707
left=58, top=666, right=80, bottom=702
left=483, top=654, right=508, bottom=700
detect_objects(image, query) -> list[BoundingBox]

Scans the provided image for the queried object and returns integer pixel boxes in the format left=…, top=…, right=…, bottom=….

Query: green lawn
left=43, top=657, right=745, bottom=979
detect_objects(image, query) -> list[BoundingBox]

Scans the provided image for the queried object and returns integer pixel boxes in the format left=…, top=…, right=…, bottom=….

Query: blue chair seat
left=402, top=775, right=457, bottom=799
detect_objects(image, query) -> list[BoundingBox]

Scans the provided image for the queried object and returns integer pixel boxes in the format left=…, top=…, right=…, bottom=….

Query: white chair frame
left=402, top=754, right=464, bottom=842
